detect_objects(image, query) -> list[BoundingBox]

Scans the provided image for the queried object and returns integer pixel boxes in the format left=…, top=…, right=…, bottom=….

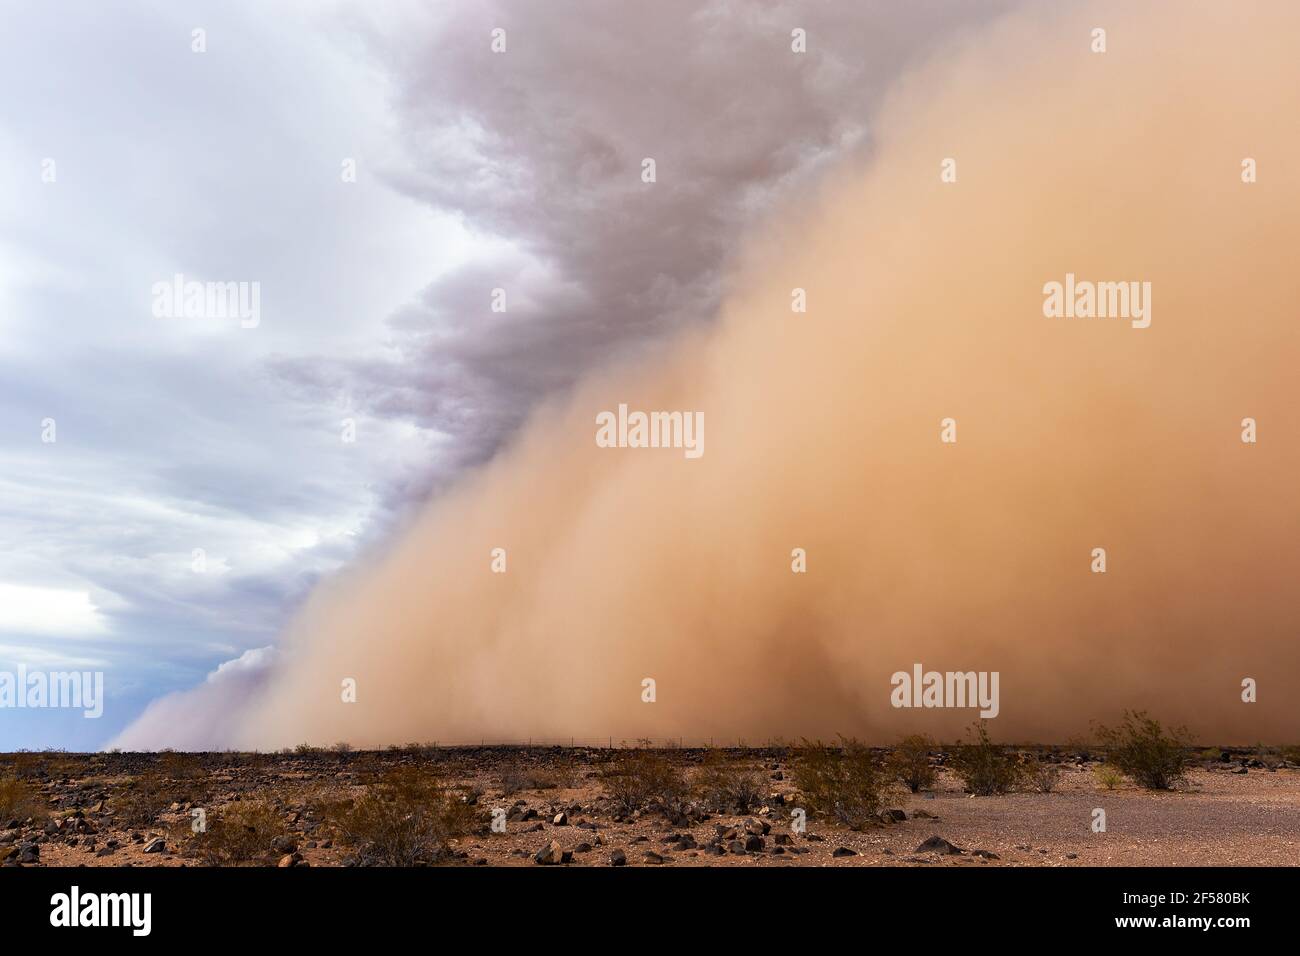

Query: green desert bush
left=1094, top=711, right=1190, bottom=790
left=189, top=800, right=285, bottom=866
left=792, top=736, right=889, bottom=830
left=1094, top=763, right=1124, bottom=790
left=326, top=769, right=480, bottom=866
left=949, top=722, right=1025, bottom=795
left=886, top=734, right=938, bottom=793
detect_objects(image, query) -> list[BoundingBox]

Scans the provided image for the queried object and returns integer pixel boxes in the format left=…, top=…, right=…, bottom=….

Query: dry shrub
left=189, top=800, right=284, bottom=866
left=496, top=755, right=577, bottom=795
left=949, top=722, right=1025, bottom=795
left=602, top=750, right=689, bottom=816
left=0, top=752, right=46, bottom=780
left=1094, top=711, right=1190, bottom=790
left=792, top=736, right=889, bottom=830
left=1254, top=745, right=1283, bottom=770
left=114, top=768, right=209, bottom=827
left=886, top=734, right=938, bottom=793
left=326, top=768, right=480, bottom=866
left=693, top=751, right=767, bottom=813
left=0, top=776, right=44, bottom=821
left=113, top=774, right=171, bottom=827
left=1029, top=763, right=1062, bottom=793
left=497, top=766, right=556, bottom=795
left=157, top=750, right=204, bottom=778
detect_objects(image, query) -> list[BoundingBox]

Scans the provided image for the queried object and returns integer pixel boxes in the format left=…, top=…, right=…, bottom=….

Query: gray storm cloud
left=117, top=0, right=1300, bottom=750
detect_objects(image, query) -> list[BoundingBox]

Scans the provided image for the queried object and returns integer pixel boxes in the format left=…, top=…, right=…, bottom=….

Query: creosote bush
left=497, top=754, right=578, bottom=795
left=0, top=775, right=44, bottom=822
left=886, top=734, right=937, bottom=793
left=1094, top=763, right=1124, bottom=791
left=325, top=768, right=480, bottom=866
left=693, top=751, right=767, bottom=813
left=792, top=736, right=889, bottom=830
left=1029, top=762, right=1062, bottom=793
left=949, top=722, right=1025, bottom=795
left=1094, top=711, right=1190, bottom=790
left=602, top=749, right=690, bottom=816
left=189, top=800, right=285, bottom=866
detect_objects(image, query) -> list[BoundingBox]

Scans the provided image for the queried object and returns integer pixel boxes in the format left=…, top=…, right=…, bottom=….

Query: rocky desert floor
left=3, top=746, right=1298, bottom=868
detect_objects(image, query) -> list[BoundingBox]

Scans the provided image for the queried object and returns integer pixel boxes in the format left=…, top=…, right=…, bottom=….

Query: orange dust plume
left=119, top=1, right=1300, bottom=749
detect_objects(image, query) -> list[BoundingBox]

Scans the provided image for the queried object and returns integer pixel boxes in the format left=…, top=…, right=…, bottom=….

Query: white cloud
left=0, top=583, right=106, bottom=636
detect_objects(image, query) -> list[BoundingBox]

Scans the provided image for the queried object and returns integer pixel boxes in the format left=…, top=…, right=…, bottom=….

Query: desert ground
left=2, top=743, right=1298, bottom=868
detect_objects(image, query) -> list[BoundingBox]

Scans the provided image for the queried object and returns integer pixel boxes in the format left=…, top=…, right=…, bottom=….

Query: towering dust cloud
left=122, top=2, right=1300, bottom=749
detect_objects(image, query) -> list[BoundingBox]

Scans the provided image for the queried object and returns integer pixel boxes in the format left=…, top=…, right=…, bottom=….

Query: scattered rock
left=533, top=840, right=564, bottom=865
left=143, top=838, right=165, bottom=854
left=609, top=848, right=627, bottom=867
left=832, top=846, right=857, bottom=858
left=915, top=836, right=963, bottom=855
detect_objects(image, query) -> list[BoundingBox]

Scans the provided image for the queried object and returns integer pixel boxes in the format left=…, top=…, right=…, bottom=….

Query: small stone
left=533, top=840, right=564, bottom=865
left=609, top=848, right=627, bottom=867
left=915, top=836, right=963, bottom=855
left=832, top=846, right=857, bottom=858
left=143, top=838, right=166, bottom=854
